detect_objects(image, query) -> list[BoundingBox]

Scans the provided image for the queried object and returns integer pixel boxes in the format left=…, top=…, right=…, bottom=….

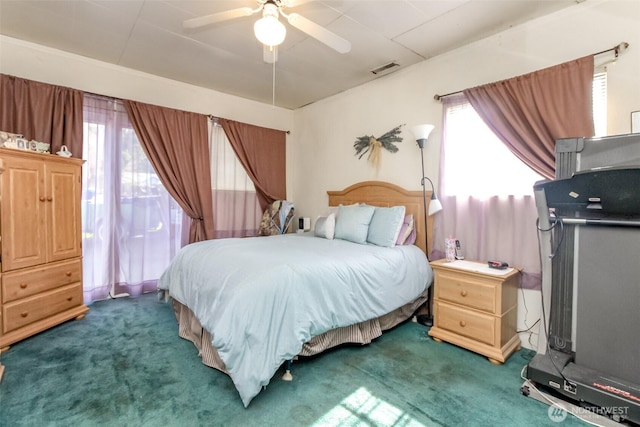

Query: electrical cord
left=517, top=318, right=540, bottom=334
left=536, top=214, right=564, bottom=260
left=535, top=216, right=573, bottom=386
left=539, top=269, right=567, bottom=385
left=516, top=269, right=540, bottom=348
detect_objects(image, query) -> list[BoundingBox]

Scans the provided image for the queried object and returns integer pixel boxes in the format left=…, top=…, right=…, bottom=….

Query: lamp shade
left=254, top=4, right=286, bottom=46
left=411, top=124, right=434, bottom=142
left=428, top=195, right=443, bottom=216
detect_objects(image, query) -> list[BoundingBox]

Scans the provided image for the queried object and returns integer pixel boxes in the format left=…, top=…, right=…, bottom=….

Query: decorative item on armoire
left=0, top=131, right=51, bottom=153
left=353, top=124, right=403, bottom=173
left=56, top=145, right=72, bottom=157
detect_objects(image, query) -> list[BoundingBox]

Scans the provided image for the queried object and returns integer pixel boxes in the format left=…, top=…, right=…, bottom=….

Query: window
left=592, top=72, right=607, bottom=137
left=209, top=120, right=262, bottom=238
left=443, top=74, right=607, bottom=199
left=443, top=101, right=544, bottom=198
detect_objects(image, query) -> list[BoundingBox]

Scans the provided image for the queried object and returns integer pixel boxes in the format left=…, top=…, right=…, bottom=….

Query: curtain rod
left=433, top=41, right=630, bottom=102
left=208, top=115, right=290, bottom=134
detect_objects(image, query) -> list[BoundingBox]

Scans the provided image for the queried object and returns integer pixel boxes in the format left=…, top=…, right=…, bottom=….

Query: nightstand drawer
left=435, top=301, right=496, bottom=346
left=2, top=259, right=82, bottom=303
left=435, top=270, right=498, bottom=314
left=2, top=282, right=83, bottom=333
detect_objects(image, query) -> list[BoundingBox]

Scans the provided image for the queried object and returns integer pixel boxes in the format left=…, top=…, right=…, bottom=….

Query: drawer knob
left=66, top=271, right=72, bottom=277
left=47, top=196, right=53, bottom=202
left=39, top=196, right=45, bottom=202
left=20, top=283, right=28, bottom=289
left=459, top=320, right=466, bottom=327
left=21, top=312, right=29, bottom=318
left=67, top=297, right=73, bottom=302
left=460, top=290, right=468, bottom=297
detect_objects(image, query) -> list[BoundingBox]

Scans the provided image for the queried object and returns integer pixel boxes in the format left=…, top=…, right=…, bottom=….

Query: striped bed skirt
left=170, top=290, right=428, bottom=374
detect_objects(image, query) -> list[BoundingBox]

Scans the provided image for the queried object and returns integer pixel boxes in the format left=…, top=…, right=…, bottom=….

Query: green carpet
left=0, top=293, right=586, bottom=427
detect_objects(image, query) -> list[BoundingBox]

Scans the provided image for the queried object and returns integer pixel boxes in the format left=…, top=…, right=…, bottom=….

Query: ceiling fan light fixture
left=254, top=3, right=286, bottom=47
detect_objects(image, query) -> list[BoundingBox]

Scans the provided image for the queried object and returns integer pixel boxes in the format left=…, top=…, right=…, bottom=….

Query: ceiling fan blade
left=183, top=7, right=256, bottom=30
left=263, top=45, right=278, bottom=63
left=286, top=13, right=351, bottom=54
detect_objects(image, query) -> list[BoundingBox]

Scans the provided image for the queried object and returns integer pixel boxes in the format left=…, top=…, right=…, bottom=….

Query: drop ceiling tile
left=329, top=15, right=425, bottom=70
left=407, top=0, right=471, bottom=21
left=34, top=0, right=141, bottom=33
left=341, top=0, right=428, bottom=39
left=118, top=21, right=274, bottom=102
left=163, top=0, right=258, bottom=17
left=0, top=1, right=132, bottom=63
left=396, top=0, right=573, bottom=58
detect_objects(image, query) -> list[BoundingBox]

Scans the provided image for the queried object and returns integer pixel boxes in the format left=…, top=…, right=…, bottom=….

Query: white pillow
left=333, top=204, right=376, bottom=244
left=314, top=213, right=336, bottom=239
left=326, top=206, right=339, bottom=217
left=367, top=206, right=406, bottom=247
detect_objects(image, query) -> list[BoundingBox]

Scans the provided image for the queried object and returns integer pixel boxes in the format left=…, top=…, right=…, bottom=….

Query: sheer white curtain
left=82, top=94, right=183, bottom=303
left=209, top=118, right=262, bottom=238
left=434, top=94, right=543, bottom=289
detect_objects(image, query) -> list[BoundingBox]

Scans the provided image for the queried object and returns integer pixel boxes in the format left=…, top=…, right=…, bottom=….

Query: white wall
left=291, top=0, right=640, bottom=350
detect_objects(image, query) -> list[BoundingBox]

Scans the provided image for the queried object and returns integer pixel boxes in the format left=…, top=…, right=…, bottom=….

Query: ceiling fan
left=183, top=0, right=351, bottom=62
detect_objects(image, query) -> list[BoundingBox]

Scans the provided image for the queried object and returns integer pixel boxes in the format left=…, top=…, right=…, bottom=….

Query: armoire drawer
left=1, top=258, right=82, bottom=303
left=435, top=270, right=498, bottom=314
left=435, top=301, right=496, bottom=346
left=2, top=282, right=83, bottom=333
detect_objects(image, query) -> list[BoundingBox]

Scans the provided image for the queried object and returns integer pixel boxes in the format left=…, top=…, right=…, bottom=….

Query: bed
left=158, top=181, right=434, bottom=407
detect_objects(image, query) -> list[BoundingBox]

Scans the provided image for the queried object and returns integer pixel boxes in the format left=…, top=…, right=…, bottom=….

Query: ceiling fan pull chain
left=272, top=52, right=277, bottom=106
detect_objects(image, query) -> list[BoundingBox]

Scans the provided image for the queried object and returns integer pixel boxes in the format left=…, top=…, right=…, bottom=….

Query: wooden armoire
left=0, top=148, right=88, bottom=350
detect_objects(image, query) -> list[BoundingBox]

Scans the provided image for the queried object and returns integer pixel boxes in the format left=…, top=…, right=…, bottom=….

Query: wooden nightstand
left=428, top=259, right=520, bottom=364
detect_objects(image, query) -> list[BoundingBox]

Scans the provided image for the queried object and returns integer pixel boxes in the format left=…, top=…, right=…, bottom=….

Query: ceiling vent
left=370, top=61, right=400, bottom=75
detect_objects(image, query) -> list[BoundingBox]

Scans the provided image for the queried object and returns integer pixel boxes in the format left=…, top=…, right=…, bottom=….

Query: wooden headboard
left=327, top=181, right=434, bottom=255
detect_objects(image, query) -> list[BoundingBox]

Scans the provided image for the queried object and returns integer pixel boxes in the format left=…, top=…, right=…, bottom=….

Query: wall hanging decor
left=353, top=124, right=403, bottom=172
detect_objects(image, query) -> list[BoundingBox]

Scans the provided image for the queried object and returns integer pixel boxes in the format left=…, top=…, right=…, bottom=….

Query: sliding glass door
left=82, top=94, right=183, bottom=303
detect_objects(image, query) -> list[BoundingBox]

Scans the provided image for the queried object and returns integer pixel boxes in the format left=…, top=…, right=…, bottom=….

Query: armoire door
left=46, top=160, right=82, bottom=263
left=0, top=154, right=47, bottom=271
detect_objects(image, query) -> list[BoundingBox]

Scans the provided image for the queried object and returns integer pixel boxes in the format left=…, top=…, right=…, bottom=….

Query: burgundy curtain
left=0, top=74, right=83, bottom=157
left=464, top=55, right=595, bottom=180
left=219, top=118, right=287, bottom=212
left=124, top=100, right=213, bottom=243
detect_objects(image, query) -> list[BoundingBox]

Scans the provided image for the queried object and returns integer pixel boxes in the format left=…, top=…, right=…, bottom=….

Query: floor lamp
left=411, top=124, right=443, bottom=327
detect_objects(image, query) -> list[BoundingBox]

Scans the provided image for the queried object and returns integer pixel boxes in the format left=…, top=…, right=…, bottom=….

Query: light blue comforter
left=158, top=233, right=431, bottom=407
